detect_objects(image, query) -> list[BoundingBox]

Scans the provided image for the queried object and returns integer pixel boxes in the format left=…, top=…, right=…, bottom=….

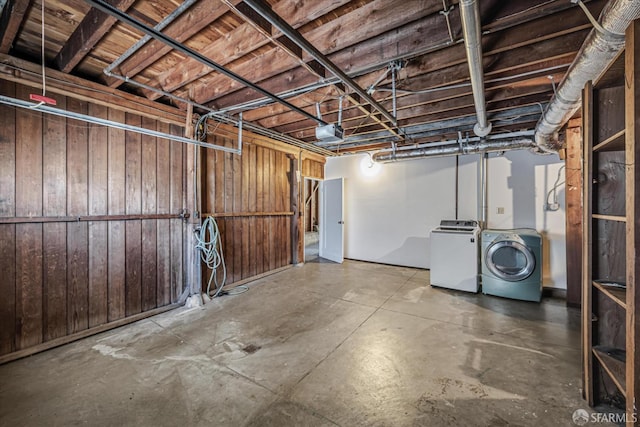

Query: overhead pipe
left=459, top=0, right=491, bottom=137
left=324, top=104, right=544, bottom=150
left=534, top=0, right=640, bottom=151
left=478, top=152, right=488, bottom=229
left=0, top=94, right=241, bottom=153
left=84, top=0, right=328, bottom=127
left=372, top=137, right=536, bottom=163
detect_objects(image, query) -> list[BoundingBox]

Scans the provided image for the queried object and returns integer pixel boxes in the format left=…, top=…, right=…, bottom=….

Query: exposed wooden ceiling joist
left=3, top=0, right=607, bottom=153
left=0, top=0, right=31, bottom=54
left=141, top=0, right=354, bottom=101
left=54, top=0, right=136, bottom=72
left=107, top=0, right=239, bottom=87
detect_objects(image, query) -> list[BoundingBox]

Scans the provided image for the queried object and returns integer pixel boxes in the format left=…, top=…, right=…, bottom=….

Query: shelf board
left=592, top=214, right=626, bottom=222
left=593, top=129, right=625, bottom=152
left=592, top=346, right=627, bottom=397
left=592, top=280, right=627, bottom=309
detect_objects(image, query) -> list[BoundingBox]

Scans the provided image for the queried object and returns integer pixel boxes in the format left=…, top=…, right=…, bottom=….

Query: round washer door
left=485, top=239, right=536, bottom=282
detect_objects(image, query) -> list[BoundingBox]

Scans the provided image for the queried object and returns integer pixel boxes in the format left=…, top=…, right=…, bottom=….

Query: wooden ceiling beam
left=54, top=0, right=137, bottom=73
left=280, top=83, right=557, bottom=140
left=398, top=31, right=587, bottom=95
left=246, top=28, right=584, bottom=132
left=0, top=0, right=31, bottom=54
left=188, top=0, right=443, bottom=105
left=250, top=59, right=571, bottom=131
left=191, top=0, right=586, bottom=107
left=108, top=0, right=239, bottom=87
left=322, top=106, right=543, bottom=148
left=209, top=0, right=600, bottom=117
left=224, top=0, right=403, bottom=140
left=337, top=92, right=554, bottom=138
left=480, top=0, right=597, bottom=33
left=140, top=0, right=352, bottom=100
left=207, top=8, right=456, bottom=113
left=277, top=81, right=555, bottom=136
left=0, top=53, right=185, bottom=125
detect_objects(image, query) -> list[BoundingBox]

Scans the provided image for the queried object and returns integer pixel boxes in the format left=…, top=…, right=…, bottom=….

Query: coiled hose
left=195, top=216, right=227, bottom=298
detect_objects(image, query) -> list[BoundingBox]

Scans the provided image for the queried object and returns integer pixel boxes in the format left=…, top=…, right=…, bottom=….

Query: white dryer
left=481, top=229, right=542, bottom=302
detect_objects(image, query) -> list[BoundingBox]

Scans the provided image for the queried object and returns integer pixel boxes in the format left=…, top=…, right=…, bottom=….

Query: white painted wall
left=325, top=150, right=567, bottom=289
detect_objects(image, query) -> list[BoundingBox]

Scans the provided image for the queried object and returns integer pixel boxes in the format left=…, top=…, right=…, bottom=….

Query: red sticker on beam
left=29, top=94, right=57, bottom=105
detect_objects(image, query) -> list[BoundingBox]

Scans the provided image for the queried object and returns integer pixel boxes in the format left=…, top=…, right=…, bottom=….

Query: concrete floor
left=0, top=260, right=601, bottom=426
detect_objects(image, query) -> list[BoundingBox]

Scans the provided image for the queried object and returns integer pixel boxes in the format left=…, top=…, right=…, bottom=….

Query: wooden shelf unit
left=593, top=129, right=626, bottom=152
left=592, top=281, right=627, bottom=309
left=592, top=346, right=627, bottom=398
left=582, top=20, right=640, bottom=426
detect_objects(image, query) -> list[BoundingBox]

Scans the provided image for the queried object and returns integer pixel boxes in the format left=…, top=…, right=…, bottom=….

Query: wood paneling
left=125, top=113, right=142, bottom=317
left=0, top=79, right=16, bottom=355
left=0, top=81, right=186, bottom=360
left=156, top=122, right=172, bottom=307
left=169, top=125, right=184, bottom=303
left=88, top=103, right=109, bottom=328
left=108, top=108, right=126, bottom=322
left=141, top=117, right=158, bottom=312
left=15, top=84, right=43, bottom=350
left=201, top=137, right=293, bottom=290
left=302, top=158, right=325, bottom=180
left=66, top=97, right=89, bottom=334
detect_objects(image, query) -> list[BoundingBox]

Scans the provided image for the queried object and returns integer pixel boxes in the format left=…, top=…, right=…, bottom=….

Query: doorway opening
left=304, top=178, right=320, bottom=262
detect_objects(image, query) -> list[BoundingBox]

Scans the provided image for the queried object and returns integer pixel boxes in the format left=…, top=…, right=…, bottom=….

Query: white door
left=319, top=178, right=344, bottom=263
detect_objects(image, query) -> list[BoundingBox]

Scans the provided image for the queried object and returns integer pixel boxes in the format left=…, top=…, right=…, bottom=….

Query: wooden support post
left=565, top=118, right=582, bottom=308
left=582, top=81, right=594, bottom=406
left=625, top=19, right=640, bottom=427
left=288, top=154, right=300, bottom=265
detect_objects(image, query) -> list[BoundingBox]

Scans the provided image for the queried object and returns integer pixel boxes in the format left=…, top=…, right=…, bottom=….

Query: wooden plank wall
left=201, top=137, right=294, bottom=288
left=302, top=158, right=325, bottom=180
left=0, top=81, right=186, bottom=359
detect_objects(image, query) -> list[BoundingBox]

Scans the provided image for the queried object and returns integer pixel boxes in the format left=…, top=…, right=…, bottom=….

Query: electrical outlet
left=496, top=207, right=505, bottom=214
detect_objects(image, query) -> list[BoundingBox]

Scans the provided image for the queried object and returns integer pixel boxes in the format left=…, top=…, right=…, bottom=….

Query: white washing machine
left=481, top=229, right=542, bottom=302
left=430, top=220, right=480, bottom=292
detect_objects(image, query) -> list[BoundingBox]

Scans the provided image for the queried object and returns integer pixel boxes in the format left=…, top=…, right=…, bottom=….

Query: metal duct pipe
left=460, top=0, right=491, bottom=137
left=534, top=0, right=640, bottom=151
left=371, top=138, right=535, bottom=163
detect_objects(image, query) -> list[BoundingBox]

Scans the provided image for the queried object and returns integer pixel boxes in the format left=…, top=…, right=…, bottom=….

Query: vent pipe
left=479, top=152, right=488, bottom=229
left=535, top=0, right=640, bottom=151
left=371, top=137, right=536, bottom=163
left=460, top=0, right=491, bottom=137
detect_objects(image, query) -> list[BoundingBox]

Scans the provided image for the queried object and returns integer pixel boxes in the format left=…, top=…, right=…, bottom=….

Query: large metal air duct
left=460, top=0, right=491, bottom=137
left=535, top=0, right=640, bottom=151
left=371, top=138, right=536, bottom=163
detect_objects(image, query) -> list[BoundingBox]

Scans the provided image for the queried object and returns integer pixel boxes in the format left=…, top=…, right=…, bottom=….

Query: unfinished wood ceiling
left=0, top=0, right=604, bottom=153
